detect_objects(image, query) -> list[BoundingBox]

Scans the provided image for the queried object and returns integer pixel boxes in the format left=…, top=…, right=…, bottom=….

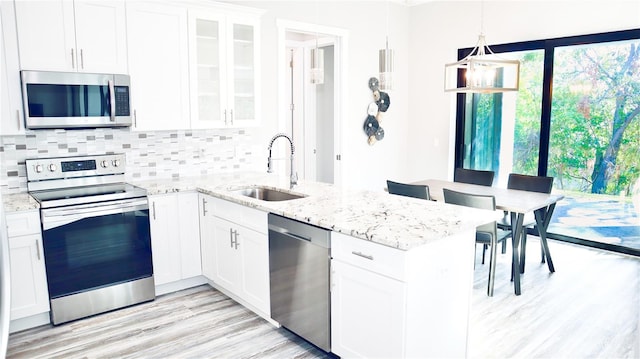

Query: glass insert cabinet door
left=189, top=13, right=259, bottom=129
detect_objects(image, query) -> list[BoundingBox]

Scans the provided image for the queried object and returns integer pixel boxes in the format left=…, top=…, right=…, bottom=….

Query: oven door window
left=42, top=209, right=152, bottom=298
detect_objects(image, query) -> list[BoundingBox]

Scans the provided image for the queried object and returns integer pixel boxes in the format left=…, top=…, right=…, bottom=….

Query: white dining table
left=412, top=179, right=564, bottom=295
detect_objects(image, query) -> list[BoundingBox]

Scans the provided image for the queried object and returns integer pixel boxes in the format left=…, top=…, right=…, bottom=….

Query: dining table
left=412, top=179, right=564, bottom=295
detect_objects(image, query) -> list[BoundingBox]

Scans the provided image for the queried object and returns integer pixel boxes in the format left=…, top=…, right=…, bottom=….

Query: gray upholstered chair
left=443, top=188, right=511, bottom=296
left=386, top=180, right=430, bottom=200
left=453, top=168, right=495, bottom=187
left=498, top=173, right=554, bottom=272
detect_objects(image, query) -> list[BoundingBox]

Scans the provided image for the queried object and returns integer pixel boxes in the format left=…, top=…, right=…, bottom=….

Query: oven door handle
left=41, top=199, right=149, bottom=231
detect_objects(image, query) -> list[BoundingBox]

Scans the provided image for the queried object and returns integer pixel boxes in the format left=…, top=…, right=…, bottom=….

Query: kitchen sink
left=231, top=186, right=307, bottom=202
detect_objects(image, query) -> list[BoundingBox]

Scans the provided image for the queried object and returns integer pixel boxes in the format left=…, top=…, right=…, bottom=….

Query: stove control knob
left=100, top=160, right=109, bottom=168
left=48, top=164, right=57, bottom=172
left=35, top=164, right=44, bottom=173
left=112, top=159, right=121, bottom=167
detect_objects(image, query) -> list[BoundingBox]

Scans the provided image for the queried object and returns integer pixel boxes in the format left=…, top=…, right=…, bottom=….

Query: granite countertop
left=2, top=192, right=40, bottom=212
left=133, top=172, right=500, bottom=251
left=2, top=172, right=499, bottom=251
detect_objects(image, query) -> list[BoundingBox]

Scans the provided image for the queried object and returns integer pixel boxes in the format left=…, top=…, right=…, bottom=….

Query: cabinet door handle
left=36, top=240, right=41, bottom=260
left=202, top=198, right=208, bottom=216
left=230, top=109, right=234, bottom=125
left=80, top=49, right=84, bottom=69
left=134, top=110, right=137, bottom=127
left=351, top=251, right=374, bottom=261
left=224, top=109, right=228, bottom=125
left=71, top=48, right=75, bottom=69
left=234, top=231, right=240, bottom=249
left=229, top=228, right=234, bottom=247
left=16, top=110, right=21, bottom=130
left=152, top=202, right=156, bottom=220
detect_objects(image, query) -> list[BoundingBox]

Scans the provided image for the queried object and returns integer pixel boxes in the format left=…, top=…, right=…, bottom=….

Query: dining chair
left=453, top=168, right=495, bottom=187
left=498, top=173, right=554, bottom=272
left=443, top=188, right=511, bottom=297
left=386, top=180, right=430, bottom=200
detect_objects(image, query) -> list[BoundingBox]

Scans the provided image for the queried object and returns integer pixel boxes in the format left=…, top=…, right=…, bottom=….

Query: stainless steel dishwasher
left=268, top=213, right=331, bottom=352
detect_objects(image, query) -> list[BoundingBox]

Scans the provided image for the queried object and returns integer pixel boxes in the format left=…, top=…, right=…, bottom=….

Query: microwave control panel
left=114, top=86, right=130, bottom=116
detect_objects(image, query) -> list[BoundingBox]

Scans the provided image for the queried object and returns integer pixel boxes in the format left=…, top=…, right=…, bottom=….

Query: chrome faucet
left=267, top=133, right=298, bottom=188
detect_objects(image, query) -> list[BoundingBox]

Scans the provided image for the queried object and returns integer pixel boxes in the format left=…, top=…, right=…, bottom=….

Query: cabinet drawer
left=332, top=232, right=406, bottom=282
left=6, top=210, right=41, bottom=237
left=211, top=197, right=267, bottom=234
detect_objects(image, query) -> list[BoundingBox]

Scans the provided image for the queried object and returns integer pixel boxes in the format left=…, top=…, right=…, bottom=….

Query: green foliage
left=548, top=42, right=640, bottom=195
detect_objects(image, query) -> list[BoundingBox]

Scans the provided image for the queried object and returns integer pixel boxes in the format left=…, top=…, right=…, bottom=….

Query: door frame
left=277, top=19, right=348, bottom=185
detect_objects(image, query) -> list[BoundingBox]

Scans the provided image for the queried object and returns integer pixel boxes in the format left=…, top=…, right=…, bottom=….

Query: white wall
left=407, top=0, right=640, bottom=182
left=232, top=1, right=411, bottom=191
left=231, top=0, right=639, bottom=190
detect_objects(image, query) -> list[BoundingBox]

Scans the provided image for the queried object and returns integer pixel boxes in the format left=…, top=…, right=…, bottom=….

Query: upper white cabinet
left=188, top=8, right=261, bottom=128
left=14, top=0, right=127, bottom=73
left=1, top=0, right=24, bottom=135
left=126, top=1, right=190, bottom=131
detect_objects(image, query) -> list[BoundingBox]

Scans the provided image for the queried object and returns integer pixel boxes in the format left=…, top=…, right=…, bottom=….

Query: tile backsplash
left=0, top=128, right=261, bottom=194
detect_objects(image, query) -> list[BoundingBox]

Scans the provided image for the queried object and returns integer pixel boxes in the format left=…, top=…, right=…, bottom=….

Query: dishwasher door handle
left=269, top=225, right=313, bottom=242
left=283, top=231, right=312, bottom=242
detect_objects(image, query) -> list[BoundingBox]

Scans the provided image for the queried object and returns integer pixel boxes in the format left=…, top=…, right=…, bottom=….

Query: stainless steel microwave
left=20, top=70, right=131, bottom=129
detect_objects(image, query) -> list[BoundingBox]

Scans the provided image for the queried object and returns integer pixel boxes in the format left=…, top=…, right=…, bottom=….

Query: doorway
left=277, top=20, right=347, bottom=185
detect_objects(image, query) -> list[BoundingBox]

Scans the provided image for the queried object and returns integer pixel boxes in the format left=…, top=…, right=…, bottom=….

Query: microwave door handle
left=108, top=79, right=116, bottom=122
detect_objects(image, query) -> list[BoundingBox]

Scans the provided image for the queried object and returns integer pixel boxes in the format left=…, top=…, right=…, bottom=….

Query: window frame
left=453, top=28, right=640, bottom=257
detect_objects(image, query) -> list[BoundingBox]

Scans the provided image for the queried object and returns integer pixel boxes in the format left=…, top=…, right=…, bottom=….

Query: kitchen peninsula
left=4, top=172, right=499, bottom=358
left=138, top=172, right=499, bottom=358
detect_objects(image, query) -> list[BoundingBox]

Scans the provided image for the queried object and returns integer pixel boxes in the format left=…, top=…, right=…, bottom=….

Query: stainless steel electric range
left=26, top=153, right=154, bottom=325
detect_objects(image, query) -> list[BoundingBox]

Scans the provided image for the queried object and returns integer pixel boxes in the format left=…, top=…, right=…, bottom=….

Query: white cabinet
left=126, top=1, right=190, bottom=131
left=331, top=233, right=407, bottom=358
left=149, top=192, right=201, bottom=287
left=188, top=9, right=261, bottom=128
left=199, top=195, right=269, bottom=315
left=5, top=210, right=50, bottom=321
left=14, top=0, right=127, bottom=73
left=1, top=0, right=25, bottom=135
left=331, top=230, right=476, bottom=358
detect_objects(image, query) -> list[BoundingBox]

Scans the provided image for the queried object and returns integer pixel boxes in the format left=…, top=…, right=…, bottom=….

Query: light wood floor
left=7, top=237, right=640, bottom=358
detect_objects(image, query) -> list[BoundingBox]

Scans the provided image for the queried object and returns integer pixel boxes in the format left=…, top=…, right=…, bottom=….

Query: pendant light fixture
left=310, top=1, right=324, bottom=85
left=444, top=1, right=520, bottom=93
left=379, top=1, right=393, bottom=91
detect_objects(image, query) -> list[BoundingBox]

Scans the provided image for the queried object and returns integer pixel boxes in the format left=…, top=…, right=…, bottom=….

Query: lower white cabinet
left=199, top=194, right=269, bottom=316
left=331, top=230, right=476, bottom=358
left=5, top=210, right=50, bottom=320
left=149, top=192, right=202, bottom=286
left=331, top=260, right=406, bottom=358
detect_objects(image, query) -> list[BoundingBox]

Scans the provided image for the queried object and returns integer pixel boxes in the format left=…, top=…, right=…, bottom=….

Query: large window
left=455, top=29, right=640, bottom=256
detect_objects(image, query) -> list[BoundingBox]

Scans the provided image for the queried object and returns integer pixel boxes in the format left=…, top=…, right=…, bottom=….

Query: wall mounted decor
left=364, top=77, right=391, bottom=145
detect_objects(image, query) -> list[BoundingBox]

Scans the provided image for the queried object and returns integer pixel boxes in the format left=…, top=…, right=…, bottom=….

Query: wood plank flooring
left=7, top=237, right=640, bottom=358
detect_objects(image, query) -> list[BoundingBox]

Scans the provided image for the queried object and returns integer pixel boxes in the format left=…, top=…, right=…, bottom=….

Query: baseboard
left=205, top=279, right=278, bottom=327
left=9, top=312, right=50, bottom=333
left=155, top=276, right=208, bottom=296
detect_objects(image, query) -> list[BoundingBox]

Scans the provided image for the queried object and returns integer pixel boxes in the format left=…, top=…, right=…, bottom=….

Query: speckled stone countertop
left=133, top=172, right=500, bottom=251
left=2, top=172, right=499, bottom=251
left=2, top=192, right=40, bottom=212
